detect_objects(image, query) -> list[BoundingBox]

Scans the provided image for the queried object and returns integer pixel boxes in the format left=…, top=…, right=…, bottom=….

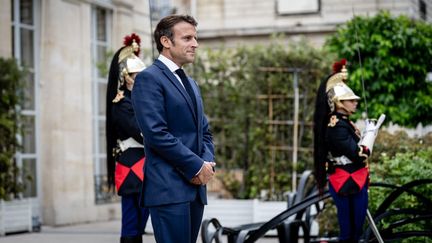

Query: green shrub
left=368, top=132, right=432, bottom=242
left=369, top=141, right=432, bottom=212
left=0, top=57, right=26, bottom=200
left=326, top=11, right=432, bottom=127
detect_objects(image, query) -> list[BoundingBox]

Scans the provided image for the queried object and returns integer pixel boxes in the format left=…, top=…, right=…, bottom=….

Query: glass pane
left=98, top=120, right=106, bottom=154
left=22, top=115, right=36, bottom=153
left=98, top=82, right=107, bottom=115
left=20, top=0, right=33, bottom=25
left=97, top=45, right=107, bottom=63
left=22, top=158, right=37, bottom=198
left=11, top=26, right=15, bottom=57
left=22, top=72, right=35, bottom=110
left=11, top=0, right=15, bottom=21
left=20, top=28, right=34, bottom=68
left=97, top=45, right=107, bottom=78
left=99, top=157, right=107, bottom=176
left=96, top=8, right=107, bottom=41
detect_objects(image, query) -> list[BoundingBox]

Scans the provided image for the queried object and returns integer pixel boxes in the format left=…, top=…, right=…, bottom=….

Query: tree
left=0, top=57, right=26, bottom=200
left=325, top=11, right=432, bottom=127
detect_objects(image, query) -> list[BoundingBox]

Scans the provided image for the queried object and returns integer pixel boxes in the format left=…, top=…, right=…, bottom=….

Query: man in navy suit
left=131, top=15, right=216, bottom=243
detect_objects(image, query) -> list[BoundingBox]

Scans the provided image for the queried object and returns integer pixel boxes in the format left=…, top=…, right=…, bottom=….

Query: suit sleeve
left=132, top=70, right=203, bottom=180
left=200, top=114, right=214, bottom=162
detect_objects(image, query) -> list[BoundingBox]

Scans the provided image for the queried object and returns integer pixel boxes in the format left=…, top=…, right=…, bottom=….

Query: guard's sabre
left=352, top=8, right=385, bottom=243
left=366, top=209, right=384, bottom=243
left=352, top=7, right=368, bottom=117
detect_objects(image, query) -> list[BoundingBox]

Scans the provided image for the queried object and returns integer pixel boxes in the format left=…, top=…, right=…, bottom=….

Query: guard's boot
left=120, top=235, right=142, bottom=243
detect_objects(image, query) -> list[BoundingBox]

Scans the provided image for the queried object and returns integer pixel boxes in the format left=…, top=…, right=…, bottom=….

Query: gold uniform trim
left=328, top=115, right=339, bottom=127
left=112, top=90, right=125, bottom=103
left=358, top=145, right=369, bottom=160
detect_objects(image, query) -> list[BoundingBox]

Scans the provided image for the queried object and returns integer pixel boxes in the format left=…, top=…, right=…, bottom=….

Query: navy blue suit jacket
left=132, top=59, right=214, bottom=207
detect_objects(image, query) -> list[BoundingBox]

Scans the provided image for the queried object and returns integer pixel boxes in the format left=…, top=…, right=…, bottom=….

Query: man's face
left=162, top=21, right=198, bottom=67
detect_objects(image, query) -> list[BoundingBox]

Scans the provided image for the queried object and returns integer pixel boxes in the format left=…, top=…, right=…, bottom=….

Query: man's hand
left=190, top=161, right=216, bottom=185
left=190, top=176, right=202, bottom=185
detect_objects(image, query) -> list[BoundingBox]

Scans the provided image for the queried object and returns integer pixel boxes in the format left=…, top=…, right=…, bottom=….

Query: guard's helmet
left=118, top=34, right=145, bottom=85
left=325, top=59, right=360, bottom=112
left=124, top=55, right=145, bottom=74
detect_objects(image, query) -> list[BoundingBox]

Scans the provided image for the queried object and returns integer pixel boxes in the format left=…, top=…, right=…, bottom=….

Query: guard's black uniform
left=314, top=58, right=373, bottom=242
left=325, top=112, right=370, bottom=242
left=111, top=89, right=149, bottom=239
left=112, top=89, right=145, bottom=195
left=106, top=33, right=148, bottom=243
left=326, top=112, right=369, bottom=195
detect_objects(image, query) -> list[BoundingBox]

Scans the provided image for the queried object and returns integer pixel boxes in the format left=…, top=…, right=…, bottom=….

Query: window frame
left=91, top=5, right=113, bottom=204
left=11, top=0, right=41, bottom=200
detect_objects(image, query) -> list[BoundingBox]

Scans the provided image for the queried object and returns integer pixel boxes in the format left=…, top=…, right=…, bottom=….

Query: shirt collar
left=158, top=54, right=180, bottom=73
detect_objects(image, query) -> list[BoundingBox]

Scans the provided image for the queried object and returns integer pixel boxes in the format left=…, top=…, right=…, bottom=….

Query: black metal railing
left=201, top=172, right=432, bottom=243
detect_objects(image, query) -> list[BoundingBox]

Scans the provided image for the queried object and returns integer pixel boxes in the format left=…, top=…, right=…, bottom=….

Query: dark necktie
left=175, top=68, right=197, bottom=113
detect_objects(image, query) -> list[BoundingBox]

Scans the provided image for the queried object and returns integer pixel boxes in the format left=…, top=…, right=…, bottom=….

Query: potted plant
left=0, top=57, right=33, bottom=235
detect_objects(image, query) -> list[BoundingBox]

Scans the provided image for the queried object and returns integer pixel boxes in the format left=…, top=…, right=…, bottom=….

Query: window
left=149, top=0, right=174, bottom=57
left=277, top=0, right=320, bottom=15
left=91, top=6, right=112, bottom=203
left=11, top=0, right=39, bottom=198
left=420, top=0, right=427, bottom=21
left=150, top=0, right=173, bottom=20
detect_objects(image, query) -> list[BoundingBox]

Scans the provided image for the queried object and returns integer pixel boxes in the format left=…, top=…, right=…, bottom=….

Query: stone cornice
left=198, top=22, right=342, bottom=39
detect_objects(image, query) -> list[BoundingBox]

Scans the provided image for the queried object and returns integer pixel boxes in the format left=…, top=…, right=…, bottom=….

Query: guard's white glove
left=359, top=114, right=386, bottom=154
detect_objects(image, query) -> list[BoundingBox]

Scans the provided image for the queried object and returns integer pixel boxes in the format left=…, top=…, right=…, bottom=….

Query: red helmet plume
left=332, top=58, right=347, bottom=73
left=123, top=33, right=141, bottom=56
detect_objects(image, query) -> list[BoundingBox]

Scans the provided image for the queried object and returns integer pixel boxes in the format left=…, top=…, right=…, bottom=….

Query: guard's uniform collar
left=333, top=112, right=349, bottom=120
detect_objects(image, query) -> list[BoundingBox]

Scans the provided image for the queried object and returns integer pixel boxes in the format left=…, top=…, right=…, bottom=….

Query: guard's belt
left=332, top=155, right=353, bottom=166
left=118, top=137, right=143, bottom=152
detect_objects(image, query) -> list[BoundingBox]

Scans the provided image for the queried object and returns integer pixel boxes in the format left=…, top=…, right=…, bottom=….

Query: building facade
left=175, top=0, right=432, bottom=48
left=0, top=0, right=152, bottom=226
left=0, top=0, right=430, bottom=227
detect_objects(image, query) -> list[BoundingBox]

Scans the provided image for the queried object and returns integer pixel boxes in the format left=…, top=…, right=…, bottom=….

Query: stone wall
left=171, top=0, right=431, bottom=48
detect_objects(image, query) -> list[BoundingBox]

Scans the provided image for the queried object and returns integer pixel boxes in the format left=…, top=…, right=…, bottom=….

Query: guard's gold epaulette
left=112, top=91, right=125, bottom=103
left=328, top=115, right=339, bottom=127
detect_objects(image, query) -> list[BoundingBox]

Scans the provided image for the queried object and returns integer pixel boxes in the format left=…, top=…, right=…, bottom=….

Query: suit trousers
left=149, top=194, right=204, bottom=243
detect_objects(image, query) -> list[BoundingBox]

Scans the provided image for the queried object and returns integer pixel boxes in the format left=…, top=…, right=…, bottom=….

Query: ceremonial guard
left=106, top=33, right=149, bottom=243
left=314, top=59, right=384, bottom=242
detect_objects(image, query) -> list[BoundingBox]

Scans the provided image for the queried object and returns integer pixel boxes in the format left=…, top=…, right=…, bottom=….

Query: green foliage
left=189, top=37, right=333, bottom=199
left=369, top=131, right=432, bottom=212
left=368, top=131, right=432, bottom=242
left=96, top=49, right=114, bottom=78
left=325, top=11, right=432, bottom=127
left=371, top=130, right=432, bottom=161
left=0, top=57, right=26, bottom=200
left=370, top=148, right=432, bottom=207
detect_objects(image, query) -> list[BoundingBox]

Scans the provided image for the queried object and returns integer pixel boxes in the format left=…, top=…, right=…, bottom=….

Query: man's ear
left=160, top=36, right=171, bottom=49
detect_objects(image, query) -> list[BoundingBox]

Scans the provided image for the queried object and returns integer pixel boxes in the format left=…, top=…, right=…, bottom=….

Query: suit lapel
left=154, top=60, right=198, bottom=124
